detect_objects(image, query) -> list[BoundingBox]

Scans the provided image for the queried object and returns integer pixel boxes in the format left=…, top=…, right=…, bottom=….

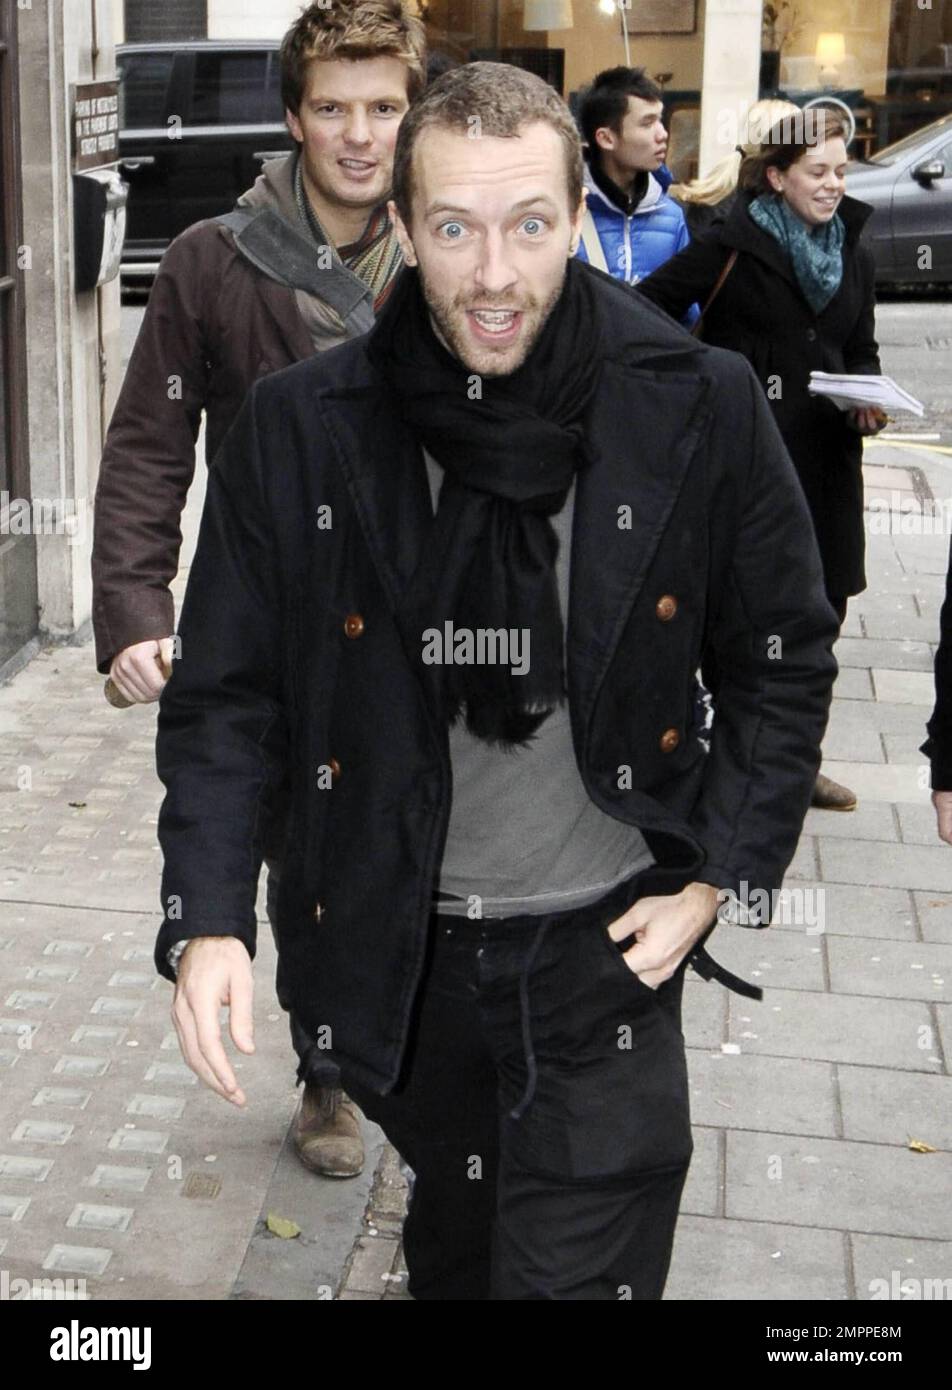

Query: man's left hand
left=606, top=882, right=722, bottom=989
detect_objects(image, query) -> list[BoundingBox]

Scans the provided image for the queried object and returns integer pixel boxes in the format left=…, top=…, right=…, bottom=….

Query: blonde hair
left=670, top=100, right=801, bottom=207
left=281, top=0, right=427, bottom=115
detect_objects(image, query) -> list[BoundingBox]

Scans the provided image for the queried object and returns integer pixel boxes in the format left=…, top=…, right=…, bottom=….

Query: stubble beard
left=417, top=262, right=568, bottom=378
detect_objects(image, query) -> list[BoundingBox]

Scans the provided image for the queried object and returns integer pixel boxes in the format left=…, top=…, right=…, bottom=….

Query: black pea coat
left=153, top=265, right=839, bottom=1096
left=639, top=192, right=882, bottom=598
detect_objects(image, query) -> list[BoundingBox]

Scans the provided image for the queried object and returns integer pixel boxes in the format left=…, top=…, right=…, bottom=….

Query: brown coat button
left=313, top=902, right=325, bottom=923
left=344, top=613, right=365, bottom=639
left=660, top=728, right=680, bottom=753
left=655, top=594, right=678, bottom=622
left=329, top=757, right=342, bottom=781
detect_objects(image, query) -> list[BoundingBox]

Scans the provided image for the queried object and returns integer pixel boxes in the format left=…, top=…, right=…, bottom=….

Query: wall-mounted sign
left=72, top=81, right=120, bottom=172
left=626, top=0, right=697, bottom=36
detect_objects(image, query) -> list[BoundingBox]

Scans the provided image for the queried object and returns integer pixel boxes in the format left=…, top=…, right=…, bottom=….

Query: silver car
left=847, top=115, right=952, bottom=286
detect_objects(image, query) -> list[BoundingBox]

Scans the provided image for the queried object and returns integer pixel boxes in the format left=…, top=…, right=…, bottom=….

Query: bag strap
left=579, top=207, right=610, bottom=276
left=691, top=247, right=739, bottom=339
left=215, top=208, right=375, bottom=338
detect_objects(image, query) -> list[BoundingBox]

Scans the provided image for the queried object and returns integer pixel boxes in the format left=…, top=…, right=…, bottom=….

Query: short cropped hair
left=281, top=0, right=427, bottom=117
left=578, top=66, right=664, bottom=153
left=391, top=61, right=584, bottom=227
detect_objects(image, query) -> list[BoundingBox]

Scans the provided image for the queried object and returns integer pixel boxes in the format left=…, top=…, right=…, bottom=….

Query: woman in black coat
left=639, top=109, right=886, bottom=811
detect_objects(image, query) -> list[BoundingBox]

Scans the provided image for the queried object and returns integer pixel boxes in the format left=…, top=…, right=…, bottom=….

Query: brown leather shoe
left=292, top=1084, right=365, bottom=1178
left=812, top=772, right=858, bottom=812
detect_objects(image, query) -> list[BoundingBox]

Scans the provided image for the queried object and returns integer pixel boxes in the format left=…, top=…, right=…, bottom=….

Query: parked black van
left=117, top=40, right=295, bottom=283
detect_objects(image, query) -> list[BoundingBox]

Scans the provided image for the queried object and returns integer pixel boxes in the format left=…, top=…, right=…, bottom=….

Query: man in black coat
left=155, top=63, right=839, bottom=1300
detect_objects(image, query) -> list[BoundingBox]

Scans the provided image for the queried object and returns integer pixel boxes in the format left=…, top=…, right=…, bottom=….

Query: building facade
left=1, top=0, right=122, bottom=679
left=2, top=0, right=949, bottom=678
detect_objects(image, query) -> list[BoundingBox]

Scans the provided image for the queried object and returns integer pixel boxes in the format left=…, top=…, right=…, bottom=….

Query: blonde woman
left=669, top=99, right=801, bottom=237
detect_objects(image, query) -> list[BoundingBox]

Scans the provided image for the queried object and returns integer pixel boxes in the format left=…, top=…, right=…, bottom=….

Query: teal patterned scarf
left=749, top=193, right=845, bottom=314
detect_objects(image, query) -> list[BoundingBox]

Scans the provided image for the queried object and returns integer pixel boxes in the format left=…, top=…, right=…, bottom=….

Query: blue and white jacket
left=576, top=159, right=696, bottom=313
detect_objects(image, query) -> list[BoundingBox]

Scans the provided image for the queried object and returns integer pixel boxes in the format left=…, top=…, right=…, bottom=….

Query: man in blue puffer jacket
left=575, top=67, right=698, bottom=324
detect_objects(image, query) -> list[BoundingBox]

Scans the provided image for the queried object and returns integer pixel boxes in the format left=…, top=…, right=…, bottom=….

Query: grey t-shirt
left=424, top=449, right=655, bottom=918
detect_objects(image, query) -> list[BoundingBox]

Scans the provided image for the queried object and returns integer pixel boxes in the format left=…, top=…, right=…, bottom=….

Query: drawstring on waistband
left=509, top=917, right=554, bottom=1122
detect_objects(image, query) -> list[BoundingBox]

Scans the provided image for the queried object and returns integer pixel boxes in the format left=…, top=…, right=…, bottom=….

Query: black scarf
left=365, top=258, right=604, bottom=749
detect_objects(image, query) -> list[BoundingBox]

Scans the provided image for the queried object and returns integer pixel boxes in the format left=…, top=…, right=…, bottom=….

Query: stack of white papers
left=808, top=372, right=924, bottom=417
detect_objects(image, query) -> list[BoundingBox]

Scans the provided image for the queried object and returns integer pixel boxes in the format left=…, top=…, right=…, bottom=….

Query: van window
left=264, top=52, right=285, bottom=123
left=117, top=52, right=174, bottom=129
left=187, top=50, right=271, bottom=126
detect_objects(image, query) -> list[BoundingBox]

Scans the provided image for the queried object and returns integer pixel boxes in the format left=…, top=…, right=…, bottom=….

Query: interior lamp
left=596, top=0, right=632, bottom=66
left=816, top=32, right=847, bottom=88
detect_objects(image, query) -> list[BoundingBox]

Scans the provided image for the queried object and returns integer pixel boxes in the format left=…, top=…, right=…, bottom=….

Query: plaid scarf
left=293, top=155, right=404, bottom=312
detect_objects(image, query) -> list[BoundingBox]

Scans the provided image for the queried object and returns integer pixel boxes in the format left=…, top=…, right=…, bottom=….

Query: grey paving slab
left=827, top=937, right=951, bottom=1002
left=820, top=837, right=952, bottom=891
left=232, top=1118, right=387, bottom=1301
left=935, top=1004, right=952, bottom=1064
left=862, top=612, right=941, bottom=644
left=872, top=669, right=937, bottom=706
left=830, top=667, right=875, bottom=700
left=725, top=1131, right=952, bottom=1239
left=681, top=975, right=727, bottom=1050
left=839, top=606, right=863, bottom=638
left=701, top=924, right=826, bottom=992
left=882, top=732, right=932, bottom=765
left=726, top=990, right=941, bottom=1072
left=801, top=801, right=898, bottom=843
left=835, top=637, right=934, bottom=672
left=687, top=1051, right=837, bottom=1138
left=821, top=724, right=885, bottom=763
left=838, top=1064, right=952, bottom=1149
left=897, top=802, right=946, bottom=847
left=784, top=837, right=818, bottom=881
left=912, top=892, right=952, bottom=945
left=773, top=883, right=917, bottom=940
left=818, top=762, right=928, bottom=804
left=828, top=698, right=937, bottom=736
left=850, top=1234, right=952, bottom=1300
left=680, top=1125, right=721, bottom=1219
left=891, top=550, right=950, bottom=577
left=666, top=1215, right=849, bottom=1300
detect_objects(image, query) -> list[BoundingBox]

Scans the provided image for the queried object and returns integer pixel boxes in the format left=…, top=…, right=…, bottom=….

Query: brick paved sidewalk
left=2, top=446, right=951, bottom=1301
left=339, top=446, right=952, bottom=1300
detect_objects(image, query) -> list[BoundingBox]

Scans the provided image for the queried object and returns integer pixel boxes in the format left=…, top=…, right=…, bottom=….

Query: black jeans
left=265, top=860, right=341, bottom=1090
left=341, top=871, right=694, bottom=1300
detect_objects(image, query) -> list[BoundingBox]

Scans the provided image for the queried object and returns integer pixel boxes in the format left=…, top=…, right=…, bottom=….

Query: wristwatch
left=167, top=939, right=190, bottom=978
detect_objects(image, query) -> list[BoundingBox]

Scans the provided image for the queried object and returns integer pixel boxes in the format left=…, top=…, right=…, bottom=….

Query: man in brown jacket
left=92, top=0, right=427, bottom=1178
